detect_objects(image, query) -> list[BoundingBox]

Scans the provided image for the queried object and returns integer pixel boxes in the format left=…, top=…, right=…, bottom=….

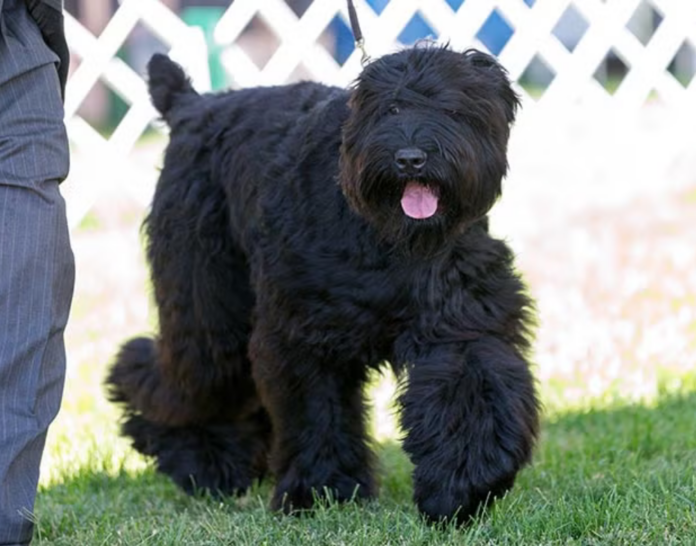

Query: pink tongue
left=401, top=182, right=438, bottom=219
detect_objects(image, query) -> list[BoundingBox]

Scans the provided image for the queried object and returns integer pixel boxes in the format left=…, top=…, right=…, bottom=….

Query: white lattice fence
left=63, top=0, right=696, bottom=228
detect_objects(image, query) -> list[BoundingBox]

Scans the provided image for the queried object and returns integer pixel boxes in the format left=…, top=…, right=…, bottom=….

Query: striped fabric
left=0, top=0, right=73, bottom=543
left=39, top=1, right=63, bottom=11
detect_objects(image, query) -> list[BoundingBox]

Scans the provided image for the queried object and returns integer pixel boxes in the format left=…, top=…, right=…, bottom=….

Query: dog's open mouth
left=400, top=181, right=439, bottom=220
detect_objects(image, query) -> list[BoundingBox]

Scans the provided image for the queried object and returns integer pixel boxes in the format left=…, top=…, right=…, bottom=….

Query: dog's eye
left=449, top=110, right=469, bottom=123
left=388, top=105, right=400, bottom=115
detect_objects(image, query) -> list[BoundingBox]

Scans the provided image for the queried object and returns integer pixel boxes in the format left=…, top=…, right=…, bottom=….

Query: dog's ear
left=464, top=49, right=520, bottom=125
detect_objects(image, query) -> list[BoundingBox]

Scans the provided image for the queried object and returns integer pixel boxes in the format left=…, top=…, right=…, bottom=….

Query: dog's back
left=146, top=55, right=349, bottom=249
left=147, top=54, right=344, bottom=144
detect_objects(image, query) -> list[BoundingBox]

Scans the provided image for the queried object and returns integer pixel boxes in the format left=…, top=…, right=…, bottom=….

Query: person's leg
left=0, top=183, right=73, bottom=544
left=0, top=3, right=73, bottom=542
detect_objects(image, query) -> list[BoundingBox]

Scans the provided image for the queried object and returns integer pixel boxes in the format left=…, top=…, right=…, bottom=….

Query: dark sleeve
left=24, top=0, right=69, bottom=100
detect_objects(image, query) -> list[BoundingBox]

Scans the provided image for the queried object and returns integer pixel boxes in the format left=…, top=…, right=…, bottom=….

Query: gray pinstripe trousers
left=0, top=0, right=74, bottom=543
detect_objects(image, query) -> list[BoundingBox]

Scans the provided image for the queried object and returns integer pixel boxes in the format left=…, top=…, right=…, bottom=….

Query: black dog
left=106, top=45, right=540, bottom=525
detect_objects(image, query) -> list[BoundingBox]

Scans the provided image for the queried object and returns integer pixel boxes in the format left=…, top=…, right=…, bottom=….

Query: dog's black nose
left=394, top=148, right=427, bottom=172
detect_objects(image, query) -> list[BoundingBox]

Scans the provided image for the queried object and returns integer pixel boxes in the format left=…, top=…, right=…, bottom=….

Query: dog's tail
left=147, top=54, right=198, bottom=122
left=106, top=336, right=200, bottom=426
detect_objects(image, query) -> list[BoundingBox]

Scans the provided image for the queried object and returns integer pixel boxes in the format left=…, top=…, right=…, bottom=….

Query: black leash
left=347, top=0, right=370, bottom=65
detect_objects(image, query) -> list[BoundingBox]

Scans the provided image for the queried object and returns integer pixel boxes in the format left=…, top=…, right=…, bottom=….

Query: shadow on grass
left=35, top=389, right=696, bottom=545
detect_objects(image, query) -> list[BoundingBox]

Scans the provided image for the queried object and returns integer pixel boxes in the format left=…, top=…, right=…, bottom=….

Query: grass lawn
left=31, top=184, right=696, bottom=544
left=33, top=377, right=696, bottom=545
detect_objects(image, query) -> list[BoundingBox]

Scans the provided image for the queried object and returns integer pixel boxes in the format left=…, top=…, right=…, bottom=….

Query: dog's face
left=340, top=45, right=519, bottom=252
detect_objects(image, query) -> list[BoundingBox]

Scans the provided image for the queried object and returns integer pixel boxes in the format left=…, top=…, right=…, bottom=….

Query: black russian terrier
left=106, top=45, right=540, bottom=525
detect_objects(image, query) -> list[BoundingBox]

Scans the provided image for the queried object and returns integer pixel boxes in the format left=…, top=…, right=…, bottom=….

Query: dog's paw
left=415, top=488, right=479, bottom=526
left=158, top=446, right=256, bottom=498
left=270, top=468, right=374, bottom=514
left=413, top=473, right=515, bottom=526
left=122, top=414, right=268, bottom=498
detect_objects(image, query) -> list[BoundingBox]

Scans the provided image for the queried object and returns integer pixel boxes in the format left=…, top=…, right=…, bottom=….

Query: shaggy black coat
left=106, top=45, right=540, bottom=525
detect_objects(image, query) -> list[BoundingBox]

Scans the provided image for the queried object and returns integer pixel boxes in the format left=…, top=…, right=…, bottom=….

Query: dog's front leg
left=398, top=336, right=540, bottom=525
left=250, top=328, right=376, bottom=513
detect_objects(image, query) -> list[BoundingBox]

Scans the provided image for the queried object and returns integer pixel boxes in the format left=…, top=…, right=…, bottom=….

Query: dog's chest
left=259, top=245, right=413, bottom=362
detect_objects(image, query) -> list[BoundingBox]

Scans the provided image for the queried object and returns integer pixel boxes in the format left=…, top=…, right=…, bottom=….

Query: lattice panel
left=63, top=0, right=696, bottom=227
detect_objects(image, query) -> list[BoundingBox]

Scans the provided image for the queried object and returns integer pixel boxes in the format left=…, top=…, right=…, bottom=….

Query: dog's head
left=340, top=45, right=519, bottom=252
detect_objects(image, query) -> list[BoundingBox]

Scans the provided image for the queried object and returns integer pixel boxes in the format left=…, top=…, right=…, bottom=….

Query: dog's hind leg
left=107, top=335, right=271, bottom=497
left=106, top=175, right=271, bottom=496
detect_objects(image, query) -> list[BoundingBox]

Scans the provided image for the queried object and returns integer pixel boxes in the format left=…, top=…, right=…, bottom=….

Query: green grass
left=33, top=373, right=696, bottom=545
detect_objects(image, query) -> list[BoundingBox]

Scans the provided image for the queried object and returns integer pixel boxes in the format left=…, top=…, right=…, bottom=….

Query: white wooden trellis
left=63, top=0, right=696, bottom=228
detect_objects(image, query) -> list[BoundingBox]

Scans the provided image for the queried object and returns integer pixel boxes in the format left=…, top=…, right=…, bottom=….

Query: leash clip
left=347, top=0, right=370, bottom=66
left=356, top=38, right=370, bottom=66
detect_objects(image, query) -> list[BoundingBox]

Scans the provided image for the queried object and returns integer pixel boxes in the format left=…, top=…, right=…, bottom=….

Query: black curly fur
left=106, top=46, right=540, bottom=525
